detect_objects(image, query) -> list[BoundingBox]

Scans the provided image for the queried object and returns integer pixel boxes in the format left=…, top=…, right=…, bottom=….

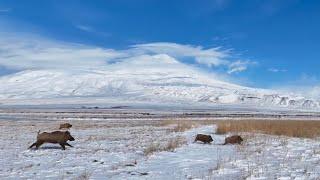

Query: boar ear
left=65, top=131, right=70, bottom=134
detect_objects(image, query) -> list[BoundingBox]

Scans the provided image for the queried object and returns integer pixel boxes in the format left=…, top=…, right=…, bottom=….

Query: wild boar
left=59, top=123, right=72, bottom=129
left=29, top=131, right=75, bottom=150
left=223, top=135, right=243, bottom=145
left=194, top=134, right=213, bottom=144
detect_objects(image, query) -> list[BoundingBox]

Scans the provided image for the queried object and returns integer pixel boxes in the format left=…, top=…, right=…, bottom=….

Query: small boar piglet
left=59, top=123, right=72, bottom=129
left=29, top=131, right=75, bottom=150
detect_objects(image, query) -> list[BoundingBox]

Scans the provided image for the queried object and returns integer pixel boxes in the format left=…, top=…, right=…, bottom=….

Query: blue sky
left=0, top=0, right=320, bottom=88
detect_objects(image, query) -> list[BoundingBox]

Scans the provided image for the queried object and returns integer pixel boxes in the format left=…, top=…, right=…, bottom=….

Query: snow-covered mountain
left=0, top=54, right=318, bottom=109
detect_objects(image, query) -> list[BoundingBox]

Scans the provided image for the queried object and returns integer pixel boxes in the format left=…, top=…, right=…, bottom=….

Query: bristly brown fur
left=223, top=135, right=243, bottom=145
left=194, top=134, right=213, bottom=144
left=59, top=123, right=72, bottom=129
left=29, top=131, right=75, bottom=150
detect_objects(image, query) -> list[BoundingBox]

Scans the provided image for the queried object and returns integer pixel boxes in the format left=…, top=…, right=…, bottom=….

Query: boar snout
left=69, top=135, right=75, bottom=141
left=65, top=131, right=75, bottom=141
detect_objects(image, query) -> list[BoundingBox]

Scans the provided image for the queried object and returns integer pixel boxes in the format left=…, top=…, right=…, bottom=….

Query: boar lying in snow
left=29, top=131, right=75, bottom=150
left=59, top=123, right=72, bottom=129
left=194, top=134, right=213, bottom=144
left=223, top=135, right=243, bottom=145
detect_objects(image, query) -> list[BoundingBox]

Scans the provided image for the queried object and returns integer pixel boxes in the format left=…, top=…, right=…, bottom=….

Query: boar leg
left=35, top=141, right=44, bottom=149
left=65, top=142, right=73, bottom=147
left=29, top=142, right=37, bottom=149
left=59, top=143, right=66, bottom=150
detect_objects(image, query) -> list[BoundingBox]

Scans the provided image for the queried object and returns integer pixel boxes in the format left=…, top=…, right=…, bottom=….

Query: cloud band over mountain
left=0, top=33, right=253, bottom=75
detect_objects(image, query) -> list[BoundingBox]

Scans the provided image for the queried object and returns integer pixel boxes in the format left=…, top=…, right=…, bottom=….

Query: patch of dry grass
left=144, top=136, right=187, bottom=156
left=75, top=170, right=91, bottom=180
left=172, top=121, right=195, bottom=132
left=161, top=120, right=200, bottom=132
left=215, top=120, right=320, bottom=138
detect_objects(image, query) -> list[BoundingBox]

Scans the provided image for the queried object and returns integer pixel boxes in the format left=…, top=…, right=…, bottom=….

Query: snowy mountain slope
left=0, top=54, right=318, bottom=109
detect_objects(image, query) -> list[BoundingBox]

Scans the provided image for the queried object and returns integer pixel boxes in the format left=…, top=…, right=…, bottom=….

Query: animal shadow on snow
left=29, top=145, right=66, bottom=150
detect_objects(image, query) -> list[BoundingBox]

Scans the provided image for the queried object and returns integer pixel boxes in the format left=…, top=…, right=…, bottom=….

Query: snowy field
left=1, top=111, right=320, bottom=179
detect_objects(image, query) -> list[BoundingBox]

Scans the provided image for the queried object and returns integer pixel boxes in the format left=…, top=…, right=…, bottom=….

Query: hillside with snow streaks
left=0, top=54, right=318, bottom=109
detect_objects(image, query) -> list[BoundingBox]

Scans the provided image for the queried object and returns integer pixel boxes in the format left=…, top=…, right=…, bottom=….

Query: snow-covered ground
left=1, top=118, right=320, bottom=180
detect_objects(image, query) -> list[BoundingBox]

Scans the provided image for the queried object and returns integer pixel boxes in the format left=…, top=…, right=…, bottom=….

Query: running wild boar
left=29, top=131, right=75, bottom=150
left=223, top=135, right=243, bottom=145
left=194, top=134, right=213, bottom=144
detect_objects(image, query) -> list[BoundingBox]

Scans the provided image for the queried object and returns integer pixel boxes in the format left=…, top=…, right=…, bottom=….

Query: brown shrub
left=215, top=120, right=320, bottom=138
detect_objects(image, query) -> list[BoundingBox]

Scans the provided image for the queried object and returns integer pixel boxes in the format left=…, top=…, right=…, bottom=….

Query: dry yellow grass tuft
left=161, top=120, right=199, bottom=132
left=172, top=121, right=195, bottom=132
left=76, top=170, right=91, bottom=180
left=144, top=136, right=187, bottom=156
left=215, top=120, right=320, bottom=138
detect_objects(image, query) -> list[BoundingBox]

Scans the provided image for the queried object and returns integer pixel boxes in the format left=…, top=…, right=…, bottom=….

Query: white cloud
left=227, top=60, right=254, bottom=74
left=308, top=86, right=320, bottom=99
left=271, top=73, right=320, bottom=99
left=268, top=68, right=287, bottom=73
left=132, top=42, right=229, bottom=67
left=74, top=24, right=111, bottom=37
left=75, top=24, right=94, bottom=32
left=0, top=34, right=254, bottom=75
left=0, top=8, right=11, bottom=13
left=0, top=35, right=124, bottom=70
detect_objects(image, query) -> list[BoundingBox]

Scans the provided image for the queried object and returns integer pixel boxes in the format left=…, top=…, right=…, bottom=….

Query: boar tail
left=37, top=130, right=41, bottom=135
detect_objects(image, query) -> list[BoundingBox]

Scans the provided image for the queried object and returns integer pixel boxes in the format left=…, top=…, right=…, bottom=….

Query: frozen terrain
left=0, top=54, right=319, bottom=110
left=1, top=114, right=320, bottom=180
